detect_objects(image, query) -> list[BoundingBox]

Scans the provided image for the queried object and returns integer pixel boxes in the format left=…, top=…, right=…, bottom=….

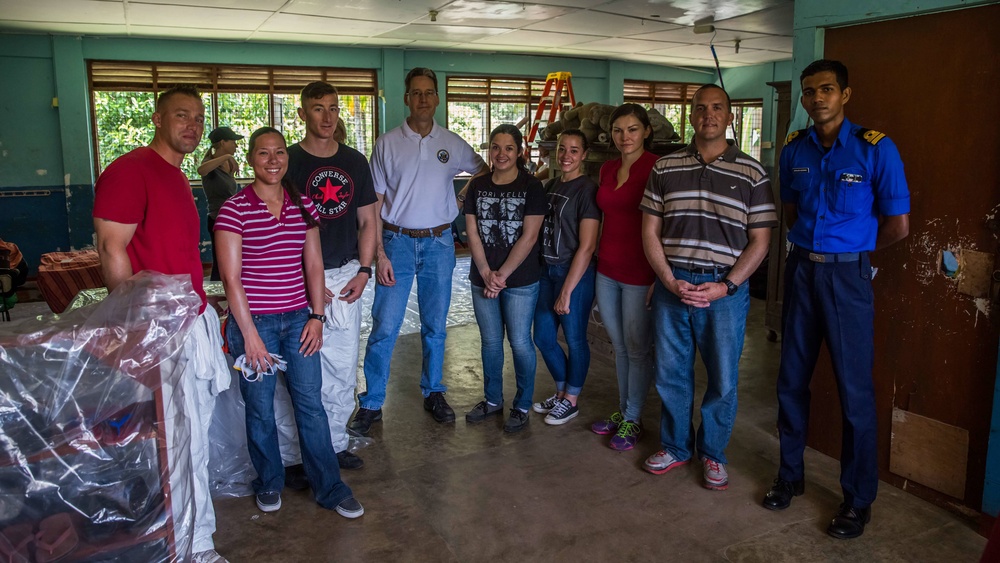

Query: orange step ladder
left=527, top=71, right=576, bottom=143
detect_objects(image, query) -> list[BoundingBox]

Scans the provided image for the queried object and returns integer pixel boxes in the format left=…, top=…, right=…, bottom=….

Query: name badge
left=792, top=167, right=809, bottom=173
left=839, top=172, right=864, bottom=183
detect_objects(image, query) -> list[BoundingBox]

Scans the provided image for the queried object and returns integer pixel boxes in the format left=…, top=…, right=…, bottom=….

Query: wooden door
left=808, top=4, right=1000, bottom=513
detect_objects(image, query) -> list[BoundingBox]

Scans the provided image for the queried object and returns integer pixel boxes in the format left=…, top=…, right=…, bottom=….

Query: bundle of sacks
left=539, top=102, right=680, bottom=144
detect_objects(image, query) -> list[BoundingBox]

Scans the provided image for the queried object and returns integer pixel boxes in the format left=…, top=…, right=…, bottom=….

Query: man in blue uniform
left=761, top=59, right=910, bottom=539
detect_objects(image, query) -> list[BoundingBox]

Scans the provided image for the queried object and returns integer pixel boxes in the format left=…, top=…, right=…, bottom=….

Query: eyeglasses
left=407, top=90, right=437, bottom=99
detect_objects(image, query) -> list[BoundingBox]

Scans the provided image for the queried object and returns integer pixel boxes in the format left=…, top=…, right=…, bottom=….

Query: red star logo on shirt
left=318, top=178, right=344, bottom=204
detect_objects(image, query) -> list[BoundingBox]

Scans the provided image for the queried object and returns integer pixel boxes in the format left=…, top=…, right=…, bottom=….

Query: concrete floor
left=209, top=297, right=987, bottom=563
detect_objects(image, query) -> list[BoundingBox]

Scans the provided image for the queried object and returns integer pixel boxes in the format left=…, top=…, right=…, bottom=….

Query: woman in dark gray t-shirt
left=531, top=129, right=602, bottom=426
left=200, top=126, right=243, bottom=280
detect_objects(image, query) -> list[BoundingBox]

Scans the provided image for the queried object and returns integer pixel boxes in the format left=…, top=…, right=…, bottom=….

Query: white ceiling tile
left=343, top=36, right=413, bottom=47
left=719, top=48, right=790, bottom=64
left=127, top=3, right=272, bottom=30
left=627, top=27, right=768, bottom=42
left=525, top=0, right=611, bottom=7
left=0, top=0, right=124, bottom=24
left=571, top=37, right=680, bottom=54
left=378, top=23, right=510, bottom=43
left=525, top=10, right=670, bottom=37
left=598, top=0, right=790, bottom=26
left=433, top=0, right=573, bottom=28
left=471, top=29, right=599, bottom=47
left=128, top=26, right=252, bottom=40
left=641, top=43, right=719, bottom=59
left=131, top=0, right=286, bottom=9
left=284, top=0, right=434, bottom=24
left=715, top=3, right=794, bottom=35
left=405, top=40, right=464, bottom=49
left=259, top=13, right=400, bottom=36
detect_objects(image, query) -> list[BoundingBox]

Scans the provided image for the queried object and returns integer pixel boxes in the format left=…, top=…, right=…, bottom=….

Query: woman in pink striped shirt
left=215, top=127, right=362, bottom=519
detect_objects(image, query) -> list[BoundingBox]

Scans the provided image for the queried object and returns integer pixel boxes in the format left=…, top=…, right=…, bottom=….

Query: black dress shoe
left=285, top=464, right=310, bottom=491
left=827, top=503, right=871, bottom=539
left=337, top=450, right=364, bottom=470
left=424, top=392, right=456, bottom=423
left=348, top=408, right=383, bottom=435
left=762, top=478, right=805, bottom=510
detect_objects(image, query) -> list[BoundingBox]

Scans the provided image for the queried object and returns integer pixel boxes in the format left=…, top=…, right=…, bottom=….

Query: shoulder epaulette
left=785, top=129, right=808, bottom=145
left=858, top=128, right=887, bottom=145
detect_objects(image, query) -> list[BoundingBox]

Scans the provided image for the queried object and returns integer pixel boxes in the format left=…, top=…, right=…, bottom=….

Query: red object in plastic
left=36, top=250, right=105, bottom=313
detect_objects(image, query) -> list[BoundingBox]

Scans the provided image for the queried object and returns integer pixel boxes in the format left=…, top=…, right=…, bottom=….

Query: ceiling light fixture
left=429, top=10, right=438, bottom=22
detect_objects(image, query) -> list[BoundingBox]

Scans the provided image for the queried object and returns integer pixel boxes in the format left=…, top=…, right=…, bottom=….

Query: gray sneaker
left=255, top=491, right=281, bottom=513
left=465, top=400, right=503, bottom=422
left=702, top=458, right=729, bottom=490
left=335, top=496, right=365, bottom=519
left=503, top=409, right=530, bottom=433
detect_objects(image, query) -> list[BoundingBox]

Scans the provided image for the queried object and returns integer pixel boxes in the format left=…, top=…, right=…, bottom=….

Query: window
left=623, top=80, right=703, bottom=143
left=446, top=76, right=548, bottom=165
left=727, top=100, right=764, bottom=161
left=89, top=61, right=378, bottom=180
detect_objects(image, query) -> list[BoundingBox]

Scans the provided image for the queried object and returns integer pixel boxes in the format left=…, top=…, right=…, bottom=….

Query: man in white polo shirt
left=351, top=67, right=487, bottom=433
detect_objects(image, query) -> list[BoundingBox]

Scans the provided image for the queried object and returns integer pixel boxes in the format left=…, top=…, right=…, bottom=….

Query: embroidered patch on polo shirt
left=839, top=172, right=864, bottom=183
left=437, top=149, right=450, bottom=163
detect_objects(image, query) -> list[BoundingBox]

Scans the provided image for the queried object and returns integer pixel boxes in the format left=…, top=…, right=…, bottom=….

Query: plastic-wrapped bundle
left=0, top=273, right=200, bottom=562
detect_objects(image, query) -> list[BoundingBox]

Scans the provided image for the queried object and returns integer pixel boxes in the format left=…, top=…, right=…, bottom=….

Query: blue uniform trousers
left=777, top=251, right=878, bottom=509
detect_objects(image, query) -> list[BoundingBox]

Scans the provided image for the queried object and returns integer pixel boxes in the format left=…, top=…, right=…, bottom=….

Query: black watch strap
left=308, top=313, right=327, bottom=323
left=358, top=266, right=372, bottom=276
left=722, top=279, right=739, bottom=296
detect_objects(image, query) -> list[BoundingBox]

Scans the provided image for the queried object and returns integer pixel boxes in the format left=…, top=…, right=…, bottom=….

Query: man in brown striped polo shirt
left=638, top=84, right=778, bottom=490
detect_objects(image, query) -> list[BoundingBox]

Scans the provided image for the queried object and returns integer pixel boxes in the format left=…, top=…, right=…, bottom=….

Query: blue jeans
left=778, top=252, right=877, bottom=508
left=533, top=263, right=596, bottom=396
left=227, top=308, right=352, bottom=509
left=360, top=228, right=456, bottom=409
left=652, top=268, right=750, bottom=465
left=472, top=283, right=540, bottom=412
left=593, top=272, right=653, bottom=422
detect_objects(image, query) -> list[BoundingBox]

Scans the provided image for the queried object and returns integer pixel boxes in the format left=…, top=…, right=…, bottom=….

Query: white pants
left=275, top=262, right=362, bottom=459
left=162, top=307, right=230, bottom=555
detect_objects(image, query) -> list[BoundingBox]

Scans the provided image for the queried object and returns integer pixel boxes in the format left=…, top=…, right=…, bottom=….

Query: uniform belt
left=383, top=222, right=450, bottom=238
left=673, top=264, right=732, bottom=275
left=791, top=246, right=861, bottom=263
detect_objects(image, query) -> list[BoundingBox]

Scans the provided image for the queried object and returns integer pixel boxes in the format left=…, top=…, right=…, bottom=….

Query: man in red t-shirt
left=93, top=86, right=229, bottom=563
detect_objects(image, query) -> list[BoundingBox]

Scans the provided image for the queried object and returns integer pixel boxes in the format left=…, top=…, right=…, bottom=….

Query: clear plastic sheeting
left=0, top=273, right=200, bottom=562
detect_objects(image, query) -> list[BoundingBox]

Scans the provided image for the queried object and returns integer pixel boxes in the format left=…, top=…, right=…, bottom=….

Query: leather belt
left=791, top=245, right=861, bottom=263
left=674, top=265, right=732, bottom=275
left=383, top=222, right=450, bottom=238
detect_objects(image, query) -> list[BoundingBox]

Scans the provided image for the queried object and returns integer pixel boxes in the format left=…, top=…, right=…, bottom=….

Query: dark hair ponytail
left=247, top=126, right=318, bottom=229
left=488, top=123, right=529, bottom=173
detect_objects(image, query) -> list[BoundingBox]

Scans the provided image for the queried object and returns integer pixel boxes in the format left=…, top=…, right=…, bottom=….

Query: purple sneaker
left=608, top=420, right=641, bottom=451
left=591, top=411, right=624, bottom=435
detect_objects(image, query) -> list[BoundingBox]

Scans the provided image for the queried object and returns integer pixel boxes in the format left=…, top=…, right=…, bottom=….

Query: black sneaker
left=335, top=496, right=364, bottom=519
left=503, top=409, right=529, bottom=433
left=544, top=398, right=579, bottom=426
left=337, top=450, right=364, bottom=470
left=424, top=392, right=456, bottom=423
left=348, top=408, right=383, bottom=435
left=284, top=464, right=309, bottom=490
left=256, top=491, right=281, bottom=513
left=465, top=400, right=503, bottom=423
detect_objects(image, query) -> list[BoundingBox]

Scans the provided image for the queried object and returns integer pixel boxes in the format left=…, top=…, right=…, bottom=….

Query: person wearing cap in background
left=200, top=126, right=244, bottom=281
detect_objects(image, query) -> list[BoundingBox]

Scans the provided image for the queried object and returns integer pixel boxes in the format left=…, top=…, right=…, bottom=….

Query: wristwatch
left=722, top=279, right=739, bottom=296
left=358, top=266, right=373, bottom=277
left=308, top=313, right=327, bottom=323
